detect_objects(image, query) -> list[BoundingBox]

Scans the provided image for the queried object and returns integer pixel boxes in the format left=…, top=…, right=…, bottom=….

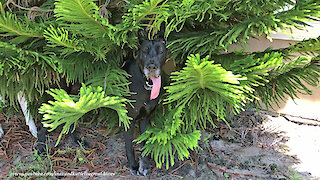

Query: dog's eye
left=158, top=46, right=164, bottom=54
left=142, top=47, right=150, bottom=52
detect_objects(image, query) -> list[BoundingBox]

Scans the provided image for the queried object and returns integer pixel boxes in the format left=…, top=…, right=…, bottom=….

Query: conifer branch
left=1, top=0, right=319, bottom=170
left=0, top=2, right=43, bottom=41
left=54, top=0, right=109, bottom=37
left=165, top=54, right=247, bottom=130
left=256, top=56, right=320, bottom=109
left=39, top=84, right=131, bottom=146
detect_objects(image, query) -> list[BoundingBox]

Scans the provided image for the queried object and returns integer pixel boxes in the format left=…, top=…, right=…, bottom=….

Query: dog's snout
left=147, top=64, right=157, bottom=71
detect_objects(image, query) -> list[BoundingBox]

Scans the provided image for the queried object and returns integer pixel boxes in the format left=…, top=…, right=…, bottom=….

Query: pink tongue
left=149, top=75, right=161, bottom=100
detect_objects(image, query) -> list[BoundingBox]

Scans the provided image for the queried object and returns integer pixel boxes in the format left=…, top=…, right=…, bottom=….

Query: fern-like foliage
left=0, top=41, right=58, bottom=105
left=284, top=36, right=320, bottom=55
left=108, top=0, right=169, bottom=48
left=52, top=0, right=116, bottom=60
left=54, top=0, right=169, bottom=49
left=135, top=108, right=201, bottom=169
left=0, top=2, right=43, bottom=44
left=165, top=54, right=247, bottom=130
left=137, top=130, right=200, bottom=169
left=85, top=66, right=131, bottom=97
left=54, top=0, right=109, bottom=37
left=1, top=0, right=320, bottom=171
left=44, top=25, right=85, bottom=56
left=39, top=84, right=131, bottom=146
left=165, top=0, right=229, bottom=38
left=167, top=0, right=320, bottom=62
left=256, top=56, right=320, bottom=109
left=227, top=52, right=284, bottom=98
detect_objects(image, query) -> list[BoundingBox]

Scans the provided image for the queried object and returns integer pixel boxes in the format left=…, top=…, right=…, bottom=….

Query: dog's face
left=137, top=39, right=167, bottom=79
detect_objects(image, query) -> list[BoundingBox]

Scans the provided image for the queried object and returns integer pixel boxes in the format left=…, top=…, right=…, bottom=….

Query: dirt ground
left=0, top=109, right=319, bottom=180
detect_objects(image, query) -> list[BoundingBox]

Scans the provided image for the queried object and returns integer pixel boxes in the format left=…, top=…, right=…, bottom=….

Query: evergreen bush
left=0, top=0, right=319, bottom=169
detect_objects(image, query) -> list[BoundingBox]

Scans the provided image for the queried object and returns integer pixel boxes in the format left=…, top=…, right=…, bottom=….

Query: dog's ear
left=138, top=29, right=148, bottom=44
left=153, top=31, right=167, bottom=45
left=160, top=38, right=167, bottom=46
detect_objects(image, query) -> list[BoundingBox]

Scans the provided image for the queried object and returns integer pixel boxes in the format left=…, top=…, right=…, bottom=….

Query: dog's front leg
left=124, top=120, right=139, bottom=175
left=138, top=118, right=151, bottom=176
left=69, top=124, right=89, bottom=148
left=37, top=123, right=48, bottom=153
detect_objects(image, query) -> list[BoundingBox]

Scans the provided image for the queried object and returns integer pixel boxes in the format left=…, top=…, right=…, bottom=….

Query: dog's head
left=137, top=39, right=167, bottom=79
left=136, top=33, right=167, bottom=100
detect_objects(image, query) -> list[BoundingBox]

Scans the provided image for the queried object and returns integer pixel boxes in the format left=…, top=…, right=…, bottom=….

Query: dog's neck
left=124, top=59, right=153, bottom=90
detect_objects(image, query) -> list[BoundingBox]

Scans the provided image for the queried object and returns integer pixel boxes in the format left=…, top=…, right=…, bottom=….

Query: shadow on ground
left=0, top=110, right=318, bottom=179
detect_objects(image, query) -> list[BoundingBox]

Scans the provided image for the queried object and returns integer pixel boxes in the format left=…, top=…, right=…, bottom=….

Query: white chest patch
left=144, top=81, right=153, bottom=91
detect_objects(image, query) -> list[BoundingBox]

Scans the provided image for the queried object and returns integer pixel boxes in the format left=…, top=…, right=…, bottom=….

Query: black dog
left=36, top=37, right=167, bottom=176
left=123, top=38, right=167, bottom=175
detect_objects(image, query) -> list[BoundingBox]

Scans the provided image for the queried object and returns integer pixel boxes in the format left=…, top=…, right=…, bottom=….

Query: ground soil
left=0, top=110, right=319, bottom=180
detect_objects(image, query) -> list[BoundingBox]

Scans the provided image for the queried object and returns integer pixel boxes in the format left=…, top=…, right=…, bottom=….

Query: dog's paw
left=130, top=168, right=139, bottom=176
left=138, top=157, right=151, bottom=176
left=70, top=133, right=90, bottom=148
left=129, top=165, right=140, bottom=176
left=36, top=142, right=47, bottom=154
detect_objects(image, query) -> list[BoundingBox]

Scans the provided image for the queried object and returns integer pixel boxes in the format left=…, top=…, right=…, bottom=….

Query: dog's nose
left=147, top=64, right=157, bottom=71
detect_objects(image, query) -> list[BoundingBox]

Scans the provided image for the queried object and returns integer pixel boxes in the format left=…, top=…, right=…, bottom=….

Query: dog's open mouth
left=149, top=75, right=161, bottom=100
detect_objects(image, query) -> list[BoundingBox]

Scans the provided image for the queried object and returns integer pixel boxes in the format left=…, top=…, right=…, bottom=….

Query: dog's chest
left=128, top=84, right=157, bottom=119
left=125, top=61, right=158, bottom=119
left=130, top=80, right=151, bottom=101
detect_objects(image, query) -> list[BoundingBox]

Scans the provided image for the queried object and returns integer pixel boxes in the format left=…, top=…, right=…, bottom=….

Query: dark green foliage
left=256, top=56, right=320, bottom=109
left=0, top=3, right=43, bottom=43
left=285, top=37, right=320, bottom=55
left=167, top=0, right=320, bottom=62
left=0, top=41, right=58, bottom=105
left=54, top=0, right=109, bottom=38
left=0, top=0, right=319, bottom=169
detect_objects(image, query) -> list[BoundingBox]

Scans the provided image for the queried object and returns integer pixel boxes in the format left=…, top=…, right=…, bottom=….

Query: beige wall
left=228, top=35, right=320, bottom=119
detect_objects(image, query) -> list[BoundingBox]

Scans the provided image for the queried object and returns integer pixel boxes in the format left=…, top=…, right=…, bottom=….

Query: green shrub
left=0, top=0, right=319, bottom=169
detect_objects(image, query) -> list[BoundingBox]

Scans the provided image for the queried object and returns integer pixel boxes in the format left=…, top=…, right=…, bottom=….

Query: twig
left=150, top=167, right=157, bottom=180
left=206, top=160, right=256, bottom=178
left=206, top=159, right=226, bottom=173
left=256, top=108, right=320, bottom=123
left=6, top=137, right=11, bottom=149
left=5, top=127, right=12, bottom=137
left=169, top=160, right=190, bottom=175
left=191, top=152, right=199, bottom=174
left=168, top=173, right=183, bottom=178
left=195, top=154, right=199, bottom=174
left=205, top=159, right=219, bottom=179
left=7, top=0, right=53, bottom=12
left=282, top=115, right=320, bottom=126
left=52, top=157, right=73, bottom=162
left=17, top=142, right=28, bottom=152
